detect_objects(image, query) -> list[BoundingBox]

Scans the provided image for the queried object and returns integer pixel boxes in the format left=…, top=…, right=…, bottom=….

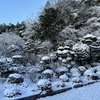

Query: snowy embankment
left=38, top=82, right=100, bottom=100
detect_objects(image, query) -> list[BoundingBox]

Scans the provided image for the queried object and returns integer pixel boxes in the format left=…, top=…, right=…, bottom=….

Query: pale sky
left=0, top=0, right=48, bottom=24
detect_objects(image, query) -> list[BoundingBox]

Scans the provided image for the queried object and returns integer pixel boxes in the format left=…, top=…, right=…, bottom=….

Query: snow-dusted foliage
left=81, top=34, right=99, bottom=46
left=84, top=67, right=100, bottom=80
left=4, top=84, right=21, bottom=98
left=0, top=32, right=25, bottom=56
left=4, top=88, right=21, bottom=98
left=1, top=0, right=100, bottom=99
left=73, top=42, right=90, bottom=63
left=0, top=57, right=13, bottom=76
left=21, top=21, right=36, bottom=40
left=37, top=79, right=52, bottom=91
left=7, top=73, right=23, bottom=84
left=40, top=40, right=53, bottom=53
left=70, top=68, right=81, bottom=77
left=59, top=74, right=69, bottom=82
left=42, top=69, right=53, bottom=79
left=55, top=66, right=68, bottom=77
left=72, top=77, right=81, bottom=83
left=41, top=56, right=51, bottom=61
left=78, top=66, right=86, bottom=75
left=29, top=64, right=43, bottom=82
left=53, top=81, right=65, bottom=88
left=56, top=46, right=75, bottom=64
left=59, top=26, right=78, bottom=42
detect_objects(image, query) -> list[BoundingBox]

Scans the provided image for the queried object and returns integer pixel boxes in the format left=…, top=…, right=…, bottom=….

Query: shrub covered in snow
left=70, top=68, right=81, bottom=77
left=7, top=44, right=19, bottom=52
left=73, top=42, right=90, bottom=63
left=84, top=68, right=100, bottom=80
left=56, top=46, right=75, bottom=64
left=37, top=79, right=52, bottom=91
left=12, top=55, right=27, bottom=65
left=59, top=74, right=69, bottom=82
left=29, top=64, right=43, bottom=82
left=40, top=55, right=52, bottom=70
left=0, top=32, right=25, bottom=56
left=7, top=73, right=23, bottom=84
left=72, top=77, right=81, bottom=83
left=78, top=66, right=86, bottom=75
left=4, top=88, right=21, bottom=98
left=8, top=65, right=25, bottom=74
left=53, top=81, right=66, bottom=88
left=41, top=56, right=51, bottom=64
left=55, top=66, right=68, bottom=77
left=82, top=34, right=97, bottom=43
left=42, top=69, right=53, bottom=79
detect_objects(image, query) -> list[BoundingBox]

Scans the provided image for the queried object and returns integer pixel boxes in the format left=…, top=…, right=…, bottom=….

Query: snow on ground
left=38, top=82, right=100, bottom=100
left=0, top=76, right=38, bottom=100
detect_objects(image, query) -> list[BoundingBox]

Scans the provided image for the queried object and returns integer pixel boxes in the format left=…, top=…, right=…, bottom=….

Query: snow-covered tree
left=73, top=42, right=90, bottom=64
left=33, top=6, right=65, bottom=42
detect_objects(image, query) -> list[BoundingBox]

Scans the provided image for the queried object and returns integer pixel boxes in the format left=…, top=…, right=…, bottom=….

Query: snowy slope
left=38, top=82, right=100, bottom=100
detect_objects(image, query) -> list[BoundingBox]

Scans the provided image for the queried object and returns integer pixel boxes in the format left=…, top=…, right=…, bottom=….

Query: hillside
left=0, top=0, right=100, bottom=100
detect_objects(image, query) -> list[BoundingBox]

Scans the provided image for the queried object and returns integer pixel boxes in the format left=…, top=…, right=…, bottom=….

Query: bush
left=73, top=42, right=90, bottom=64
left=42, top=69, right=53, bottom=79
left=59, top=74, right=69, bottom=82
left=37, top=79, right=52, bottom=91
left=4, top=88, right=21, bottom=98
left=72, top=77, right=81, bottom=83
left=7, top=73, right=23, bottom=84
left=55, top=66, right=68, bottom=77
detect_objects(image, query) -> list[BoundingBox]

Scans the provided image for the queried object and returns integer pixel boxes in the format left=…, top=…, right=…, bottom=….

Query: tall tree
left=33, top=7, right=65, bottom=43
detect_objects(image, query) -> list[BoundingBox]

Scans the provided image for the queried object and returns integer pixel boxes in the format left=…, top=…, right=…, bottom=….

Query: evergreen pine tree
left=33, top=7, right=65, bottom=43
